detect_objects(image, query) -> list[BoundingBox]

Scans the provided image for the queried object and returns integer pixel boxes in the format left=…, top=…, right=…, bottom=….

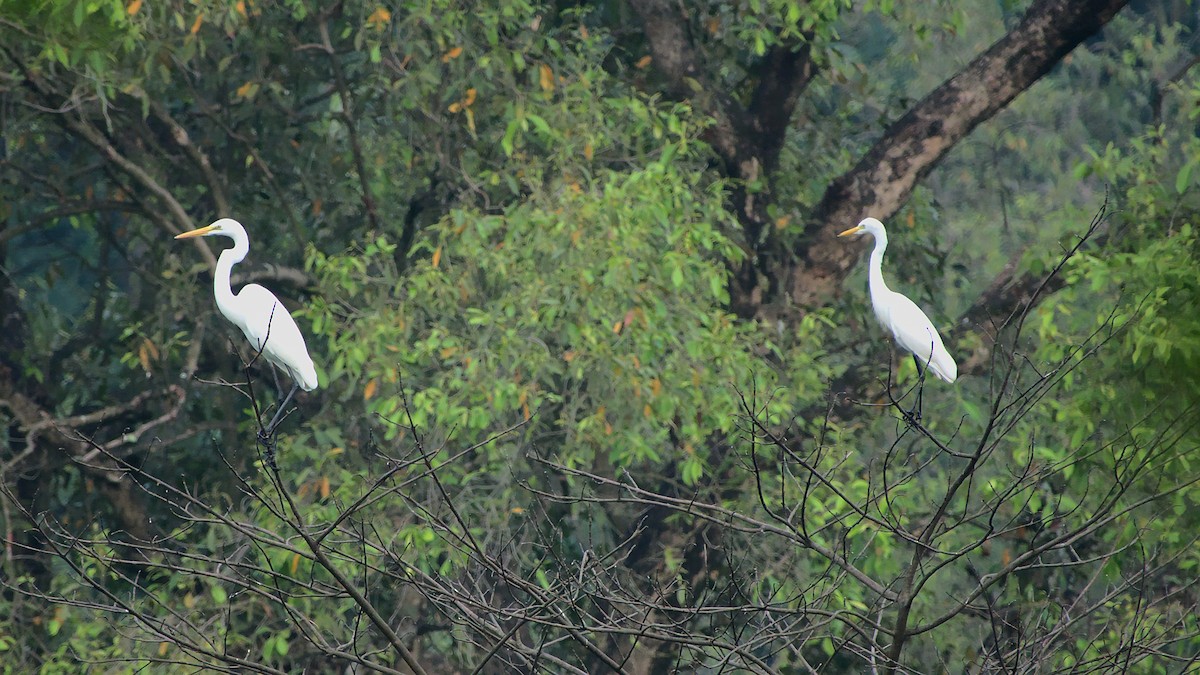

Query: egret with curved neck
left=839, top=217, right=957, bottom=414
left=176, top=218, right=318, bottom=435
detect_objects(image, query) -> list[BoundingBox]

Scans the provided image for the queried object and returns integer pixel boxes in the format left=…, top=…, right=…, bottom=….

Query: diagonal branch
left=149, top=100, right=232, bottom=218
left=787, top=0, right=1130, bottom=310
left=317, top=17, right=380, bottom=232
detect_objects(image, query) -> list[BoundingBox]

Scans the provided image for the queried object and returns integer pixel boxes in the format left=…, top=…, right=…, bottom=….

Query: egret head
left=838, top=217, right=885, bottom=239
left=175, top=218, right=245, bottom=240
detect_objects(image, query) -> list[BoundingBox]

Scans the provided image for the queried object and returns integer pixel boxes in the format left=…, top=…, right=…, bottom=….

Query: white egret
left=176, top=218, right=318, bottom=435
left=839, top=217, right=957, bottom=414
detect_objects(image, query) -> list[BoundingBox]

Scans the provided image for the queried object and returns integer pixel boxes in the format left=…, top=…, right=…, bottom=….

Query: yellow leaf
left=137, top=342, right=151, bottom=373
left=235, top=1, right=246, bottom=18
left=183, top=593, right=196, bottom=609
left=774, top=215, right=790, bottom=230
left=538, top=64, right=553, bottom=92
left=290, top=553, right=301, bottom=575
left=635, top=55, right=652, bottom=69
left=439, top=346, right=456, bottom=359
left=612, top=320, right=622, bottom=334
left=643, top=404, right=652, bottom=418
left=190, top=14, right=203, bottom=35
left=683, top=442, right=694, bottom=455
left=563, top=350, right=577, bottom=363
left=127, top=0, right=143, bottom=16
left=466, top=108, right=475, bottom=134
left=583, top=141, right=593, bottom=161
left=511, top=507, right=525, bottom=514
left=329, top=447, right=344, bottom=456
left=650, top=378, right=662, bottom=397
left=366, top=7, right=391, bottom=28
left=906, top=211, right=915, bottom=227
left=319, top=476, right=330, bottom=499
left=235, top=81, right=254, bottom=98
left=432, top=246, right=442, bottom=268
left=363, top=378, right=378, bottom=401
left=158, top=642, right=169, bottom=656
left=448, top=101, right=462, bottom=113
left=523, top=403, right=531, bottom=421
left=464, top=88, right=477, bottom=106
left=604, top=421, right=613, bottom=435
left=442, top=46, right=463, bottom=63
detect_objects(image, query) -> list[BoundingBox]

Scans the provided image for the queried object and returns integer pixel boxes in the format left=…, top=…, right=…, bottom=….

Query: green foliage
left=1016, top=61, right=1200, bottom=671
left=1042, top=81, right=1200, bottom=423
left=310, top=100, right=831, bottom=485
left=0, top=0, right=141, bottom=72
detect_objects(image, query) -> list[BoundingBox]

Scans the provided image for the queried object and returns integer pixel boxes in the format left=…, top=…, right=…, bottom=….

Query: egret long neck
left=867, top=230, right=890, bottom=297
left=213, top=237, right=248, bottom=318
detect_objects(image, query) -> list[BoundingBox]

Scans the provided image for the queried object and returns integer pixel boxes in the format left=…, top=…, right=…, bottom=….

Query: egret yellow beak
left=837, top=225, right=864, bottom=237
left=175, top=224, right=219, bottom=239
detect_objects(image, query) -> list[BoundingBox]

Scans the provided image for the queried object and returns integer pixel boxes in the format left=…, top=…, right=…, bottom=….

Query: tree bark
left=632, top=0, right=816, bottom=264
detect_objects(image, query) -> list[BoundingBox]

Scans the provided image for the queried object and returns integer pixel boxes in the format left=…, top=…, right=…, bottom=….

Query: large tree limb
left=0, top=383, right=186, bottom=544
left=787, top=0, right=1129, bottom=310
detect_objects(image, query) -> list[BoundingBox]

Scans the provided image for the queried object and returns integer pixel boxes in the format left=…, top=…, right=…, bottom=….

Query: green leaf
left=501, top=117, right=519, bottom=156
left=708, top=274, right=723, bottom=300
left=1175, top=161, right=1193, bottom=195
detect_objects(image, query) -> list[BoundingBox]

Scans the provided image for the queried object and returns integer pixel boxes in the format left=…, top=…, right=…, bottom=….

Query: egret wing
left=232, top=284, right=319, bottom=390
left=883, top=291, right=957, bottom=383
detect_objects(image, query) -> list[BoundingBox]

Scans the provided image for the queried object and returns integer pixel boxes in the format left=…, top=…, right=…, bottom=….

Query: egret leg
left=263, top=382, right=300, bottom=437
left=910, top=354, right=925, bottom=422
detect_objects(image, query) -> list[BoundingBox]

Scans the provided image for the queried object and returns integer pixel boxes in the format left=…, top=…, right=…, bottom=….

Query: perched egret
left=839, top=217, right=957, bottom=413
left=176, top=218, right=318, bottom=435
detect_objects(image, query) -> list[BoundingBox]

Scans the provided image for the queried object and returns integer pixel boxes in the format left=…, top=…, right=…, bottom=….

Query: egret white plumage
left=176, top=218, right=318, bottom=435
left=839, top=217, right=957, bottom=413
